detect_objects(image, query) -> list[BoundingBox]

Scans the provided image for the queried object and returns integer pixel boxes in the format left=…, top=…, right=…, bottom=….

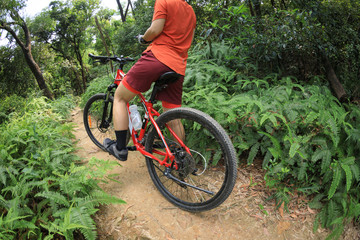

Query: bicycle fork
left=99, top=92, right=113, bottom=129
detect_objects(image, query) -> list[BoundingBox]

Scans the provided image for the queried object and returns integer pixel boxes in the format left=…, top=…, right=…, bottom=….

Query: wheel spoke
left=145, top=108, right=237, bottom=211
left=83, top=94, right=130, bottom=150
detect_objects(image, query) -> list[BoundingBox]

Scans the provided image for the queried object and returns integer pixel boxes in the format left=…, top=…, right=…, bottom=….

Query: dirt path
left=71, top=108, right=356, bottom=240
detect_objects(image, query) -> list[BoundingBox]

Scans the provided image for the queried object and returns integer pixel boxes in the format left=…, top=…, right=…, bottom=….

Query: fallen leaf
left=277, top=221, right=291, bottom=235
left=251, top=214, right=264, bottom=221
left=307, top=205, right=315, bottom=214
left=279, top=202, right=284, bottom=218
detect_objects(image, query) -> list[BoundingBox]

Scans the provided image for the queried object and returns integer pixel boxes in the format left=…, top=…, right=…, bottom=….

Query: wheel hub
left=176, top=150, right=196, bottom=178
left=97, top=119, right=110, bottom=133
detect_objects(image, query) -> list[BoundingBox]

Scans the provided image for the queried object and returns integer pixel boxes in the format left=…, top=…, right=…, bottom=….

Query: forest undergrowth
left=0, top=95, right=124, bottom=239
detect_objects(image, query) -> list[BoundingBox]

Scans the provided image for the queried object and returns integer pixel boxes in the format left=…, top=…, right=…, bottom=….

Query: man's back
left=146, top=0, right=196, bottom=75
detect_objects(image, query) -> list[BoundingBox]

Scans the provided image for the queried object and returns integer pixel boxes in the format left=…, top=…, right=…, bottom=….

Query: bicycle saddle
left=150, top=72, right=181, bottom=104
left=155, top=72, right=181, bottom=87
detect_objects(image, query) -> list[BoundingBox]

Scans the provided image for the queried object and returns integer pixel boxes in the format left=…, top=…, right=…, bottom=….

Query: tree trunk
left=271, top=0, right=276, bottom=9
left=23, top=49, right=54, bottom=100
left=248, top=0, right=255, bottom=16
left=73, top=38, right=86, bottom=93
left=116, top=0, right=125, bottom=22
left=95, top=16, right=113, bottom=70
left=253, top=0, right=262, bottom=17
left=0, top=15, right=54, bottom=100
left=322, top=53, right=348, bottom=102
left=116, top=0, right=133, bottom=22
left=280, top=0, right=287, bottom=10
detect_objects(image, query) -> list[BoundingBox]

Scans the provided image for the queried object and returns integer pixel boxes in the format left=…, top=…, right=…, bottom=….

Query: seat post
left=149, top=85, right=163, bottom=104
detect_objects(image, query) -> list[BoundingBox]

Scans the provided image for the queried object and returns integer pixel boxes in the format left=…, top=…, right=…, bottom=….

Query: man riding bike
left=104, top=0, right=196, bottom=161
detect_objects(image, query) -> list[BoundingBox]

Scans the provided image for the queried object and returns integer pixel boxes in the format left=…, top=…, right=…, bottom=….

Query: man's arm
left=143, top=18, right=166, bottom=42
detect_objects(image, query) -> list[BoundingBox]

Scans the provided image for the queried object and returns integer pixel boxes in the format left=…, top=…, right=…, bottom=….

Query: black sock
left=115, top=130, right=128, bottom=150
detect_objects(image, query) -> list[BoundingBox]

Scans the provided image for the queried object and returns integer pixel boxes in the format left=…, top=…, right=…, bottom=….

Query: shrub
left=79, top=75, right=113, bottom=108
left=183, top=46, right=360, bottom=238
left=0, top=96, right=124, bottom=239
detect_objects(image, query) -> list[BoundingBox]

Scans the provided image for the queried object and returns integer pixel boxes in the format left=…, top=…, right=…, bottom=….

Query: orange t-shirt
left=145, top=0, right=196, bottom=75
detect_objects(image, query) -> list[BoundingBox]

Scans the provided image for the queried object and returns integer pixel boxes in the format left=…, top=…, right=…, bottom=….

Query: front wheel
left=83, top=93, right=115, bottom=150
left=83, top=93, right=130, bottom=150
left=145, top=108, right=237, bottom=212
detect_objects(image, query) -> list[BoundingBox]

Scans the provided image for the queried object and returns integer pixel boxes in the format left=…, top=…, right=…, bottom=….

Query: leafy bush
left=79, top=75, right=113, bottom=108
left=183, top=44, right=360, bottom=238
left=0, top=94, right=27, bottom=124
left=0, top=96, right=124, bottom=239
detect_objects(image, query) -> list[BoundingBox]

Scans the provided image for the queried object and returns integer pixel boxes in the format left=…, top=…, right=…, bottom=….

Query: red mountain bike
left=83, top=53, right=237, bottom=212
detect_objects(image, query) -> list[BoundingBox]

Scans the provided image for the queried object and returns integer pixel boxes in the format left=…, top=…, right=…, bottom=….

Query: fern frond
left=328, top=165, right=342, bottom=199
left=262, top=151, right=272, bottom=168
left=304, top=111, right=318, bottom=124
left=298, top=161, right=307, bottom=181
left=320, top=150, right=332, bottom=174
left=77, top=191, right=125, bottom=209
left=350, top=164, right=360, bottom=181
left=309, top=193, right=325, bottom=209
left=35, top=191, right=70, bottom=207
left=340, top=163, right=352, bottom=192
left=71, top=207, right=97, bottom=240
left=326, top=117, right=340, bottom=147
left=247, top=142, right=260, bottom=165
left=289, top=142, right=300, bottom=158
left=311, top=149, right=330, bottom=163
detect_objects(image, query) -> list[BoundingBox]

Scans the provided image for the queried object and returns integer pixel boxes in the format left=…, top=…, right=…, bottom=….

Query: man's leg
left=113, top=82, right=137, bottom=130
left=163, top=106, right=185, bottom=142
left=104, top=82, right=137, bottom=161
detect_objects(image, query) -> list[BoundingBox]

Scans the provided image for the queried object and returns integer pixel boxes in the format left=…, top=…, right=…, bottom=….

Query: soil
left=71, top=108, right=359, bottom=240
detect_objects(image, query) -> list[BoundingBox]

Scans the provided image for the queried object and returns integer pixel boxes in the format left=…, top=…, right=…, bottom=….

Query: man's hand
left=137, top=35, right=152, bottom=45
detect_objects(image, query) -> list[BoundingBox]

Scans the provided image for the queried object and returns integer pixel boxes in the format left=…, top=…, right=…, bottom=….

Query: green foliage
left=203, top=1, right=360, bottom=99
left=183, top=42, right=360, bottom=238
left=79, top=75, right=113, bottom=108
left=0, top=95, right=124, bottom=239
left=112, top=0, right=155, bottom=57
left=0, top=46, right=36, bottom=96
left=0, top=94, right=27, bottom=124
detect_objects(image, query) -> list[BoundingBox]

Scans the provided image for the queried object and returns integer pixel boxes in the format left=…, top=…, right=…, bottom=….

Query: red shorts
left=122, top=51, right=184, bottom=108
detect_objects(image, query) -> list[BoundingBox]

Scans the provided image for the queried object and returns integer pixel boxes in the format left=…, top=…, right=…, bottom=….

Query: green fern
left=340, top=163, right=352, bottom=192
left=328, top=165, right=342, bottom=199
left=247, top=142, right=260, bottom=165
left=320, top=150, right=332, bottom=174
left=35, top=191, right=70, bottom=207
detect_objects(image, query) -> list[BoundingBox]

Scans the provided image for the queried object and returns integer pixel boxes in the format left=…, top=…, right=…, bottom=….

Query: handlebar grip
left=89, top=53, right=135, bottom=64
left=89, top=53, right=108, bottom=60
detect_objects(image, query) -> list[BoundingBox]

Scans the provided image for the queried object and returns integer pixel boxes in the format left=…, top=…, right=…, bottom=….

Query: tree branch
left=0, top=23, right=26, bottom=50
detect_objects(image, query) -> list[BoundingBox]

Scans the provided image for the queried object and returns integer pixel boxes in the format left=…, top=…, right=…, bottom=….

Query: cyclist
left=104, top=0, right=196, bottom=161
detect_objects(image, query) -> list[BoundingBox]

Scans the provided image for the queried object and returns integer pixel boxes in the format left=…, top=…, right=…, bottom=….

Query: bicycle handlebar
left=88, top=53, right=135, bottom=64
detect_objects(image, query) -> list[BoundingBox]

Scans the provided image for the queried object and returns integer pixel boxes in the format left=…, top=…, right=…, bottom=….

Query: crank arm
left=163, top=169, right=214, bottom=196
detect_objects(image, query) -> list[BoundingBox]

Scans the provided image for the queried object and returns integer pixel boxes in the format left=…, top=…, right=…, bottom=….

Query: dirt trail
left=71, top=108, right=357, bottom=240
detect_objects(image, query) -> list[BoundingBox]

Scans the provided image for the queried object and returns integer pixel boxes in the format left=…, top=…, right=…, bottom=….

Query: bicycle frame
left=111, top=69, right=190, bottom=169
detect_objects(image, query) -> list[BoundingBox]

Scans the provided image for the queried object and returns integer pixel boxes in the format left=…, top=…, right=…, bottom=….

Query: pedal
left=127, top=146, right=137, bottom=151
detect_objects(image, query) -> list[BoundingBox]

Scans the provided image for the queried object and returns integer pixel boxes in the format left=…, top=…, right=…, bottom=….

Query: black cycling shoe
left=103, top=138, right=128, bottom=161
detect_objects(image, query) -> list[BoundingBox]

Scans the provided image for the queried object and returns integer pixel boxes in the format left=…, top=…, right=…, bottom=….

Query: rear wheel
left=83, top=93, right=129, bottom=150
left=145, top=108, right=237, bottom=212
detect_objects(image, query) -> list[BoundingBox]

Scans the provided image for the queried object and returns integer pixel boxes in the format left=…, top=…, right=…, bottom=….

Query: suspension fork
left=100, top=85, right=116, bottom=128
